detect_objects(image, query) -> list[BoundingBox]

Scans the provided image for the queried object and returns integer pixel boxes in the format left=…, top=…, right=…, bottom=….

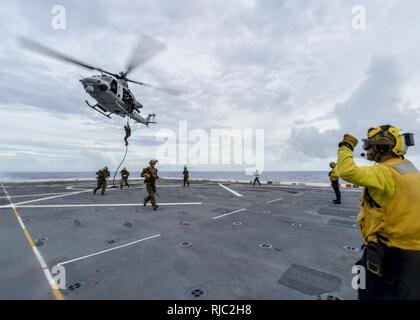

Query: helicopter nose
left=80, top=77, right=107, bottom=94
left=80, top=77, right=96, bottom=87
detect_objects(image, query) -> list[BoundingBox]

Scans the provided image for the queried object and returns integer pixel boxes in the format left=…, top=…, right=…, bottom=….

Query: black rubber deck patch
left=66, top=281, right=85, bottom=291
left=187, top=286, right=207, bottom=299
left=278, top=264, right=341, bottom=296
left=327, top=218, right=358, bottom=229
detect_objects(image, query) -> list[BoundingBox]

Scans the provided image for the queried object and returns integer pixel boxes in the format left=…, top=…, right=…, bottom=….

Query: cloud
left=1, top=0, right=420, bottom=171
left=286, top=55, right=420, bottom=162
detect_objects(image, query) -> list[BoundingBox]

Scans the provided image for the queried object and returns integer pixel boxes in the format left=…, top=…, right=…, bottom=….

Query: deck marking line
left=266, top=198, right=284, bottom=204
left=213, top=208, right=247, bottom=220
left=11, top=202, right=203, bottom=209
left=0, top=192, right=72, bottom=199
left=0, top=183, right=64, bottom=300
left=0, top=189, right=92, bottom=208
left=217, top=183, right=243, bottom=197
left=57, top=234, right=161, bottom=266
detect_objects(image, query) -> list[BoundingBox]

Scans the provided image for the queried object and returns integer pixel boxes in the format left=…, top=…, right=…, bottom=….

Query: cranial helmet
left=329, top=162, right=336, bottom=167
left=362, top=125, right=415, bottom=161
left=149, top=159, right=158, bottom=165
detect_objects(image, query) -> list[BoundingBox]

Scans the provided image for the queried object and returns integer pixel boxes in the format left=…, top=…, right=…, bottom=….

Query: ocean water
left=0, top=171, right=331, bottom=184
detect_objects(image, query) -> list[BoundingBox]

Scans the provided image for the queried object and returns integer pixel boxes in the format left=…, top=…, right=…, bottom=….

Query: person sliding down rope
left=124, top=123, right=131, bottom=146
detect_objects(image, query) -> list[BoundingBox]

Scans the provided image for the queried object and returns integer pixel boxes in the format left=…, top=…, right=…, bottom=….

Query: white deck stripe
left=57, top=234, right=161, bottom=266
left=217, top=183, right=243, bottom=197
left=213, top=208, right=247, bottom=220
left=16, top=216, right=26, bottom=229
left=33, top=247, right=48, bottom=269
left=0, top=189, right=91, bottom=208
left=0, top=183, right=62, bottom=296
left=0, top=192, right=70, bottom=199
left=266, top=198, right=284, bottom=204
left=9, top=202, right=203, bottom=209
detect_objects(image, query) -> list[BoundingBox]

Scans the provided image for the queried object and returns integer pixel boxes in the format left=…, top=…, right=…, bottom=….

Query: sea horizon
left=0, top=170, right=332, bottom=184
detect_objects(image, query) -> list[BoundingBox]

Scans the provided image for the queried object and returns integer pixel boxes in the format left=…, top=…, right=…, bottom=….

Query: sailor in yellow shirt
left=328, top=162, right=341, bottom=204
left=336, top=124, right=420, bottom=300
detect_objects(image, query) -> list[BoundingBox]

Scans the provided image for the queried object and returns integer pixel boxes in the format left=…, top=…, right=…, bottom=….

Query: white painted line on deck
left=217, top=183, right=243, bottom=197
left=57, top=234, right=161, bottom=266
left=266, top=198, right=284, bottom=204
left=0, top=182, right=64, bottom=300
left=0, top=189, right=92, bottom=208
left=0, top=192, right=70, bottom=199
left=11, top=202, right=203, bottom=209
left=213, top=208, right=247, bottom=220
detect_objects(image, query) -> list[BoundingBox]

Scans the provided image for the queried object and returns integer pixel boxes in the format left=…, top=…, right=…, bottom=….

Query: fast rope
left=112, top=117, right=130, bottom=187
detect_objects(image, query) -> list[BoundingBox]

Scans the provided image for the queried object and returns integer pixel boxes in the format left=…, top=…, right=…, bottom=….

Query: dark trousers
left=253, top=177, right=261, bottom=186
left=356, top=246, right=420, bottom=300
left=120, top=177, right=129, bottom=189
left=183, top=176, right=190, bottom=187
left=331, top=180, right=341, bottom=201
left=144, top=183, right=157, bottom=207
left=94, top=179, right=107, bottom=195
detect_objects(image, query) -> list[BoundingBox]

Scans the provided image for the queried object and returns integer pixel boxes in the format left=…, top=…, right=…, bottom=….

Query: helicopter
left=20, top=36, right=180, bottom=126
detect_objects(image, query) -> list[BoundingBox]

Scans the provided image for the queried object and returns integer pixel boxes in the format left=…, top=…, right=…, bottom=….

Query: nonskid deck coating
left=0, top=179, right=362, bottom=300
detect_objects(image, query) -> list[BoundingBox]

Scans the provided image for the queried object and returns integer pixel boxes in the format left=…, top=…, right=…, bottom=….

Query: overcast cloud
left=0, top=0, right=419, bottom=172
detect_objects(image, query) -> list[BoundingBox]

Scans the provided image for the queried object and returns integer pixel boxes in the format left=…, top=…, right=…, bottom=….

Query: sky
left=0, top=0, right=419, bottom=172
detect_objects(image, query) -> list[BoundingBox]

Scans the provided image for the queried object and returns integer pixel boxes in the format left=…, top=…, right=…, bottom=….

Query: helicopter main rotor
left=19, top=35, right=180, bottom=95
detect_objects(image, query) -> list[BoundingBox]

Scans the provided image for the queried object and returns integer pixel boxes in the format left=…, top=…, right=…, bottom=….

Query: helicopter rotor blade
left=126, top=78, right=184, bottom=96
left=19, top=37, right=118, bottom=77
left=124, top=34, right=166, bottom=77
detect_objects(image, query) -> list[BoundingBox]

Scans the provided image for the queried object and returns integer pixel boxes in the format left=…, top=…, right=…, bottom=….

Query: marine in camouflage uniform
left=120, top=167, right=130, bottom=189
left=124, top=124, right=131, bottom=146
left=93, top=166, right=110, bottom=195
left=141, top=159, right=159, bottom=210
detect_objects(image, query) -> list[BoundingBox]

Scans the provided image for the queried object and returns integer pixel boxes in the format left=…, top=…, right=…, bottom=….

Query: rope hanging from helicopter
left=112, top=117, right=131, bottom=187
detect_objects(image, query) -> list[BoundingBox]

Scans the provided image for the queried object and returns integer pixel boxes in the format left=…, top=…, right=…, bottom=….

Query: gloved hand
left=339, top=134, right=358, bottom=151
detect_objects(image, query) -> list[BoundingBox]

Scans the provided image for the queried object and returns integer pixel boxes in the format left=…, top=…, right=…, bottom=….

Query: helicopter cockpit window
left=99, top=75, right=111, bottom=83
left=110, top=79, right=118, bottom=94
left=98, top=84, right=108, bottom=92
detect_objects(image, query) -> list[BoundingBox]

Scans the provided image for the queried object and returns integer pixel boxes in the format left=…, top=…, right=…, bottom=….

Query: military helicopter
left=20, top=36, right=180, bottom=126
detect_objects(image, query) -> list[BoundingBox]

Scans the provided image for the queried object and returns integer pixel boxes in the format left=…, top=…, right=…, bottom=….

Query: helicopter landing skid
left=85, top=100, right=112, bottom=119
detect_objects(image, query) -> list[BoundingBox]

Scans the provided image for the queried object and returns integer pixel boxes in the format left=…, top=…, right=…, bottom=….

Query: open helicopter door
left=116, top=82, right=123, bottom=100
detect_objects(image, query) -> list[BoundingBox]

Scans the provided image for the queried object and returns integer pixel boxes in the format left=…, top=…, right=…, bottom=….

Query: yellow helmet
left=362, top=125, right=415, bottom=157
